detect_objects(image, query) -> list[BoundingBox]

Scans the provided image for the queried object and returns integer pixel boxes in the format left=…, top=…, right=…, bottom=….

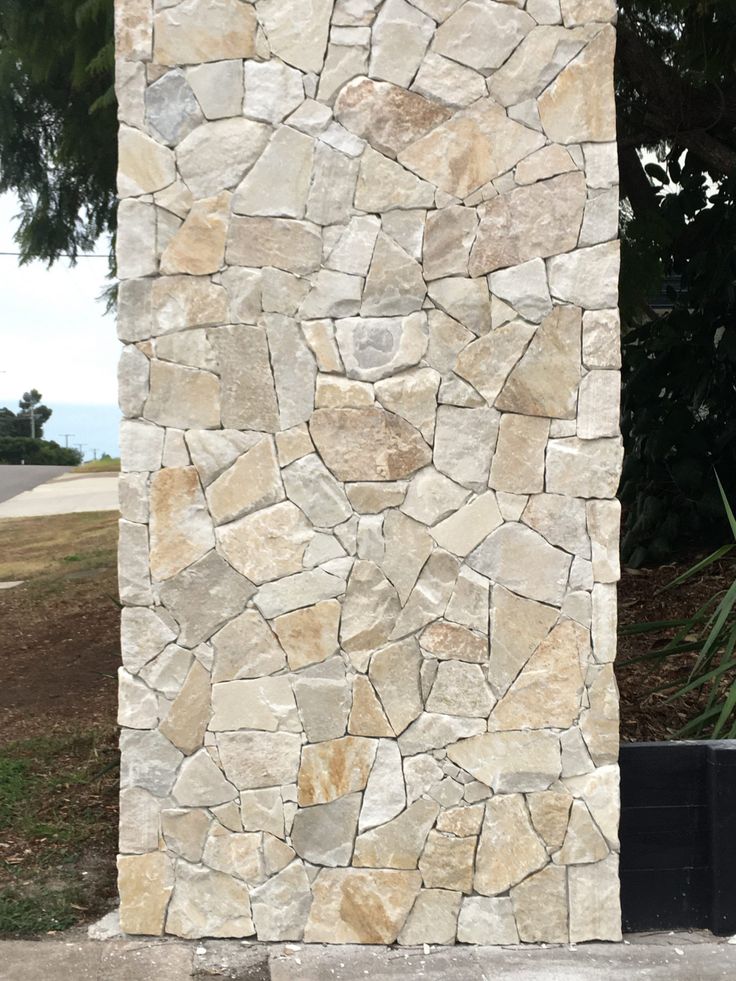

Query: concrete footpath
left=0, top=470, right=118, bottom=518
left=2, top=930, right=736, bottom=981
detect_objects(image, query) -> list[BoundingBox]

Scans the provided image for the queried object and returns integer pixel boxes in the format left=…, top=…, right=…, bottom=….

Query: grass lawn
left=75, top=458, right=121, bottom=474
left=0, top=511, right=120, bottom=936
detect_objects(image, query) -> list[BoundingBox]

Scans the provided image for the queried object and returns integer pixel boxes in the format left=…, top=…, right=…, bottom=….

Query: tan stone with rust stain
left=160, top=660, right=210, bottom=755
left=304, top=868, right=421, bottom=944
left=353, top=798, right=439, bottom=869
left=206, top=438, right=284, bottom=526
left=420, top=621, right=487, bottom=664
left=216, top=502, right=312, bottom=585
left=419, top=831, right=476, bottom=892
left=118, top=851, right=174, bottom=935
left=310, top=407, right=431, bottom=482
left=153, top=0, right=257, bottom=66
left=475, top=795, right=548, bottom=895
left=528, top=791, right=573, bottom=850
left=349, top=676, right=394, bottom=737
left=160, top=192, right=230, bottom=276
left=149, top=467, right=214, bottom=581
left=271, top=600, right=341, bottom=671
left=298, top=736, right=378, bottom=806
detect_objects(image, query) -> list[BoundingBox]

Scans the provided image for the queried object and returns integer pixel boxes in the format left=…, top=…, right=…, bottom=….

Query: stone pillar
left=116, top=0, right=622, bottom=945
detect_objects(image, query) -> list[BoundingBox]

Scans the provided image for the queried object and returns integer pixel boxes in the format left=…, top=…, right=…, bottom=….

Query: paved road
left=0, top=465, right=71, bottom=504
left=0, top=470, right=118, bottom=518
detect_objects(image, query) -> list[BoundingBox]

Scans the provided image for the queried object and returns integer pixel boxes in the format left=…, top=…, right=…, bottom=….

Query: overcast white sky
left=0, top=191, right=119, bottom=407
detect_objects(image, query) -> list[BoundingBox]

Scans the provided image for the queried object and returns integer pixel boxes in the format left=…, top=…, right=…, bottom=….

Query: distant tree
left=0, top=0, right=116, bottom=266
left=16, top=390, right=52, bottom=439
left=0, top=437, right=81, bottom=466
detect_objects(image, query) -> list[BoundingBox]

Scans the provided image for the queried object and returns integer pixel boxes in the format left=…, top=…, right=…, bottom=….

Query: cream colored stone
left=390, top=550, right=460, bottom=640
left=349, top=676, right=394, bottom=737
left=153, top=0, right=256, bottom=65
left=161, top=808, right=211, bottom=862
left=166, top=862, right=254, bottom=939
left=447, top=730, right=561, bottom=792
left=546, top=436, right=624, bottom=498
left=355, top=146, right=435, bottom=212
left=307, top=142, right=361, bottom=225
left=427, top=277, right=491, bottom=337
left=149, top=467, right=214, bottom=581
left=436, top=803, right=484, bottom=838
left=374, top=369, right=439, bottom=443
left=401, top=467, right=470, bottom=526
left=511, top=865, right=568, bottom=943
left=457, top=896, right=519, bottom=945
left=539, top=27, right=616, bottom=143
left=118, top=852, right=173, bottom=935
left=160, top=660, right=210, bottom=754
left=583, top=309, right=621, bottom=369
left=434, top=1, right=533, bottom=72
left=254, top=568, right=348, bottom=620
left=423, top=206, right=478, bottom=281
left=419, top=831, right=476, bottom=893
left=353, top=798, right=439, bottom=869
left=588, top=498, right=621, bottom=583
left=283, top=454, right=352, bottom=527
left=488, top=26, right=588, bottom=108
left=144, top=361, right=220, bottom=430
left=212, top=610, right=286, bottom=683
left=305, top=868, right=421, bottom=943
left=310, top=407, right=431, bottom=482
left=275, top=425, right=315, bottom=467
left=469, top=523, right=572, bottom=607
left=580, top=664, right=619, bottom=765
left=379, top=510, right=432, bottom=604
left=233, top=127, right=314, bottom=219
left=251, top=860, right=312, bottom=941
left=411, top=53, right=486, bottom=109
left=210, top=677, right=300, bottom=733
left=561, top=0, right=617, bottom=26
left=491, top=619, right=587, bottom=730
left=454, top=322, right=535, bottom=407
left=523, top=493, right=590, bottom=557
left=240, top=788, right=285, bottom=838
left=369, top=638, right=423, bottom=735
left=360, top=739, right=406, bottom=831
left=578, top=369, right=621, bottom=440
left=271, top=600, right=341, bottom=671
left=399, top=713, right=486, bottom=756
left=515, top=145, right=576, bottom=185
left=426, top=661, right=493, bottom=718
left=303, top=321, right=344, bottom=373
left=186, top=60, right=243, bottom=120
left=202, top=826, right=263, bottom=882
left=362, top=234, right=427, bottom=317
left=216, top=502, right=312, bottom=585
left=298, top=736, right=377, bottom=806
left=160, top=192, right=229, bottom=275
left=326, top=217, right=381, bottom=277
left=318, top=43, right=369, bottom=104
left=244, top=59, right=305, bottom=125
left=430, top=492, right=503, bottom=556
left=218, top=731, right=302, bottom=790
left=118, top=668, right=158, bottom=729
left=152, top=275, right=228, bottom=335
left=173, top=749, right=238, bottom=807
left=421, top=620, right=487, bottom=664
left=528, top=791, right=573, bottom=849
left=176, top=118, right=271, bottom=199
left=226, top=217, right=322, bottom=276
left=489, top=258, right=553, bottom=323
left=370, top=0, right=434, bottom=87
left=300, top=270, right=363, bottom=319
left=335, top=313, right=428, bottom=382
left=489, top=415, right=549, bottom=495
left=206, top=438, right=283, bottom=526
left=434, top=406, right=499, bottom=492
left=398, top=99, right=544, bottom=199
left=259, top=0, right=334, bottom=73
left=398, top=888, right=461, bottom=946
left=335, top=76, right=450, bottom=158
left=475, top=795, right=547, bottom=895
left=568, top=854, right=622, bottom=942
left=118, top=127, right=176, bottom=197
left=470, top=173, right=586, bottom=276
left=554, top=798, right=609, bottom=865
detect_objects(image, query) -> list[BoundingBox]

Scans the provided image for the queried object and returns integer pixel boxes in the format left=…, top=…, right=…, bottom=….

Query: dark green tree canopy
left=0, top=389, right=52, bottom=438
left=0, top=0, right=116, bottom=265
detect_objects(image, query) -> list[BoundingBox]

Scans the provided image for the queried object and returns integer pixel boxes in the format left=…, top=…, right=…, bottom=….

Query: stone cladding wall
left=115, top=0, right=622, bottom=945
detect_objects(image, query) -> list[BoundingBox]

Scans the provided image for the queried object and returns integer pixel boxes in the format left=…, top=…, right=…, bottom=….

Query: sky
left=0, top=191, right=121, bottom=458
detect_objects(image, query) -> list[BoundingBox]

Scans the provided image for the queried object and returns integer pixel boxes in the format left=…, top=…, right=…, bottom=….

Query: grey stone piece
left=146, top=69, right=203, bottom=146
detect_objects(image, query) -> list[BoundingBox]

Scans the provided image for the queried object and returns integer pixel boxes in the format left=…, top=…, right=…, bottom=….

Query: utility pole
left=29, top=402, right=35, bottom=439
left=61, top=434, right=74, bottom=447
left=92, top=449, right=98, bottom=460
left=77, top=444, right=86, bottom=460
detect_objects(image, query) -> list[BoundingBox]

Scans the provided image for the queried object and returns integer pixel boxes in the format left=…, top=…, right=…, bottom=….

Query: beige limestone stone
left=588, top=498, right=621, bottom=583
left=564, top=764, right=620, bottom=846
left=240, top=788, right=285, bottom=839
left=511, top=865, right=568, bottom=943
left=115, top=0, right=151, bottom=61
left=160, top=192, right=229, bottom=276
left=398, top=98, right=544, bottom=199
left=475, top=795, right=547, bottom=896
left=369, top=638, right=423, bottom=735
left=489, top=414, right=549, bottom=495
left=160, top=660, right=210, bottom=755
left=528, top=790, right=573, bottom=850
left=398, top=888, right=461, bottom=946
left=212, top=610, right=286, bottom=683
left=430, top=492, right=503, bottom=557
left=335, top=77, right=450, bottom=158
left=469, top=523, right=572, bottom=607
left=153, top=0, right=256, bottom=65
left=121, top=607, right=176, bottom=674
left=370, top=0, right=434, bottom=87
left=401, top=468, right=471, bottom=526
left=118, top=668, right=158, bottom=729
left=523, top=493, right=590, bottom=557
left=362, top=235, right=427, bottom=317
left=305, top=868, right=421, bottom=943
left=216, top=501, right=312, bottom=585
left=310, top=407, right=431, bottom=482
left=149, top=468, right=214, bottom=582
left=447, top=730, right=561, bottom=793
left=427, top=277, right=491, bottom=337
left=283, top=454, right=352, bottom=528
left=251, top=860, right=313, bottom=941
left=454, top=322, right=536, bottom=406
left=118, top=852, right=173, bottom=935
left=118, top=127, right=176, bottom=198
left=491, top=619, right=587, bottom=731
left=154, top=328, right=216, bottom=373
left=303, top=323, right=344, bottom=375
left=421, top=621, right=487, bottom=664
left=554, top=798, right=609, bottom=865
left=568, top=854, right=622, bottom=942
left=539, top=28, right=616, bottom=143
left=291, top=794, right=361, bottom=866
left=117, top=199, right=156, bottom=279
left=380, top=509, right=433, bottom=604
left=307, top=142, right=361, bottom=225
left=470, top=173, right=586, bottom=276
left=411, top=52, right=487, bottom=109
left=233, top=127, right=314, bottom=220
left=159, top=551, right=255, bottom=648
left=186, top=60, right=243, bottom=121
left=419, top=831, right=476, bottom=893
left=578, top=369, right=621, bottom=440
left=161, top=808, right=211, bottom=863
left=490, top=258, right=553, bottom=324
left=120, top=728, right=183, bottom=797
left=173, top=749, right=238, bottom=808
left=316, top=376, right=374, bottom=409
left=202, top=826, right=263, bottom=882
left=390, top=550, right=460, bottom=640
left=226, top=217, right=322, bottom=276
left=298, top=736, right=377, bottom=806
left=275, top=425, right=315, bottom=467
left=335, top=313, right=428, bottom=382
left=398, top=713, right=486, bottom=756
left=176, top=119, right=271, bottom=200
left=496, top=306, right=582, bottom=418
left=271, top=600, right=341, bottom=672
left=318, top=43, right=369, bottom=104
left=326, top=217, right=381, bottom=278
left=339, top=560, right=399, bottom=653
left=516, top=145, right=576, bottom=185
left=259, top=0, right=333, bottom=73
left=210, top=677, right=300, bottom=733
left=374, top=369, right=440, bottom=443
left=488, top=25, right=589, bottom=108
left=355, top=146, right=436, bottom=212
left=254, top=568, right=348, bottom=621
left=166, top=862, right=254, bottom=939
left=244, top=59, right=306, bottom=125
left=548, top=241, right=620, bottom=310
left=423, top=206, right=478, bottom=281
left=580, top=664, right=619, bottom=765
left=293, top=659, right=351, bottom=742
left=433, top=406, right=499, bottom=492
left=152, top=276, right=228, bottom=335
left=205, top=438, right=284, bottom=527
left=218, top=731, right=302, bottom=790
left=434, top=1, right=533, bottom=72
left=583, top=309, right=621, bottom=369
left=426, top=661, right=493, bottom=718
left=144, top=361, right=220, bottom=430
left=457, top=896, right=519, bottom=945
left=349, top=676, right=394, bottom=737
left=300, top=271, right=363, bottom=320
left=436, top=803, right=484, bottom=838
left=360, top=739, right=406, bottom=831
left=561, top=0, right=617, bottom=27
left=118, top=519, right=152, bottom=606
left=353, top=798, right=439, bottom=869
left=592, top=582, right=617, bottom=664
left=546, top=436, right=624, bottom=498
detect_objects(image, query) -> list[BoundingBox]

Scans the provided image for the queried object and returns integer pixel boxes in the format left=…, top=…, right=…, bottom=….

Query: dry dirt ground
left=0, top=508, right=732, bottom=937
